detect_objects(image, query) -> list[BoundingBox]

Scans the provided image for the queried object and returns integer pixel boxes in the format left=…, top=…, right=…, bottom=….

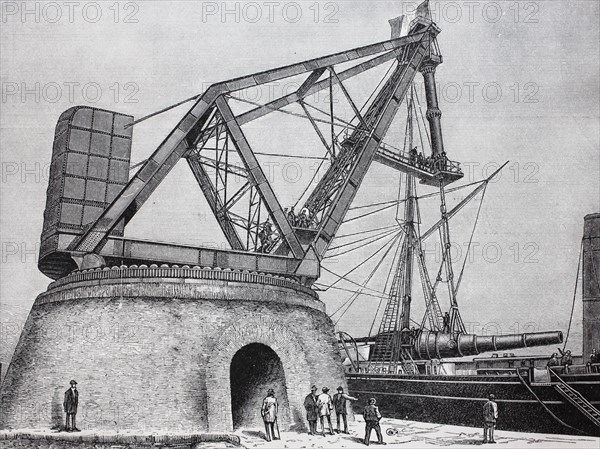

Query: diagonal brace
left=215, top=96, right=304, bottom=259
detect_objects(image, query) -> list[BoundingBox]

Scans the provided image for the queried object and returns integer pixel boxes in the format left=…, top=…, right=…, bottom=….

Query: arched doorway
left=230, top=343, right=289, bottom=429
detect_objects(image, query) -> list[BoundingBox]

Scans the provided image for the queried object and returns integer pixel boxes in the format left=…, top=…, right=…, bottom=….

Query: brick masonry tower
left=0, top=265, right=346, bottom=432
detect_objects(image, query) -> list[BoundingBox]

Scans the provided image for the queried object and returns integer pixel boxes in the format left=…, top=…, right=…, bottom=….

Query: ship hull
left=347, top=373, right=600, bottom=437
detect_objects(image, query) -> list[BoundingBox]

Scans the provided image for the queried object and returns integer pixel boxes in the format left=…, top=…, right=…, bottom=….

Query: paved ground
left=236, top=417, right=600, bottom=448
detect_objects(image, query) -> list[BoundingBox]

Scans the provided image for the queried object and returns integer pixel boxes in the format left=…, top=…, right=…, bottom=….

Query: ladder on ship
left=400, top=348, right=419, bottom=375
left=551, top=371, right=600, bottom=428
left=369, top=235, right=408, bottom=365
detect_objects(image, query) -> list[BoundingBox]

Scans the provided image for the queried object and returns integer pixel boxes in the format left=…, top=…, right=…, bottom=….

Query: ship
left=331, top=2, right=600, bottom=437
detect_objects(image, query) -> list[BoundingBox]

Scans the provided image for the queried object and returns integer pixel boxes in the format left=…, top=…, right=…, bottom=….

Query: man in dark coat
left=547, top=353, right=560, bottom=367
left=482, top=394, right=498, bottom=443
left=442, top=312, right=451, bottom=333
left=303, top=385, right=318, bottom=435
left=63, top=380, right=80, bottom=432
left=333, top=386, right=357, bottom=434
left=363, top=398, right=385, bottom=446
left=558, top=348, right=573, bottom=372
left=588, top=348, right=599, bottom=373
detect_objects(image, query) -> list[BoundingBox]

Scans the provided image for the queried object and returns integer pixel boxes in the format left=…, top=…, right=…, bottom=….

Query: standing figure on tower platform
left=409, top=147, right=418, bottom=165
left=304, top=385, right=319, bottom=435
left=261, top=388, right=279, bottom=441
left=440, top=151, right=448, bottom=171
left=298, top=208, right=311, bottom=228
left=286, top=206, right=297, bottom=226
left=416, top=152, right=424, bottom=169
left=333, top=386, right=357, bottom=434
left=258, top=220, right=274, bottom=253
left=63, top=380, right=80, bottom=432
left=317, top=387, right=335, bottom=436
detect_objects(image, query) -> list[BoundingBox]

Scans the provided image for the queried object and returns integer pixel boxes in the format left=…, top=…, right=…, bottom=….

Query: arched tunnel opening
left=230, top=343, right=289, bottom=429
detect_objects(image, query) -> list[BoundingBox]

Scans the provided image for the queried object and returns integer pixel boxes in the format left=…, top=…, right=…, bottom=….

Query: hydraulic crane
left=39, top=3, right=464, bottom=287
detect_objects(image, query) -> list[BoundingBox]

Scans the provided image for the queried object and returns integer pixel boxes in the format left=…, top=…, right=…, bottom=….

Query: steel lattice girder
left=305, top=38, right=433, bottom=257
left=69, top=28, right=436, bottom=282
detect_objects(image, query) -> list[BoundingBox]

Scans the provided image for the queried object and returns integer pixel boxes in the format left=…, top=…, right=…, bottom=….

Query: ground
left=1, top=418, right=598, bottom=449
left=236, top=417, right=600, bottom=448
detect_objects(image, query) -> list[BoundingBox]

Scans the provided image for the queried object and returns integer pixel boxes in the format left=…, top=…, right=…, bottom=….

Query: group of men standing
left=408, top=147, right=449, bottom=172
left=303, top=385, right=358, bottom=436
left=302, top=386, right=386, bottom=445
left=547, top=348, right=573, bottom=371
left=548, top=347, right=600, bottom=373
left=262, top=384, right=385, bottom=445
left=257, top=207, right=314, bottom=253
left=65, top=379, right=499, bottom=445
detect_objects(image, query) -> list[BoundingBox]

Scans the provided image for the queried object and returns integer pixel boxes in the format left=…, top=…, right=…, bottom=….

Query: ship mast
left=369, top=88, right=435, bottom=374
left=400, top=96, right=417, bottom=333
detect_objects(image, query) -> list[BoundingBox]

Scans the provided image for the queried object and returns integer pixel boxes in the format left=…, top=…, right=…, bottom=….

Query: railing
left=376, top=144, right=463, bottom=176
left=548, top=363, right=600, bottom=376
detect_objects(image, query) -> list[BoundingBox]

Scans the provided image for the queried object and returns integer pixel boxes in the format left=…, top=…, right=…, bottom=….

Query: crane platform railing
left=374, top=144, right=463, bottom=186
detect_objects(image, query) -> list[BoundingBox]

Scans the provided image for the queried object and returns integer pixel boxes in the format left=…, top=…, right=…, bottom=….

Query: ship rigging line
left=335, top=224, right=399, bottom=239
left=454, top=184, right=487, bottom=296
left=315, top=273, right=392, bottom=300
left=368, top=229, right=405, bottom=337
left=314, top=283, right=388, bottom=301
left=325, top=227, right=400, bottom=258
left=563, top=239, right=583, bottom=351
left=329, top=236, right=398, bottom=325
left=321, top=231, right=402, bottom=292
left=331, top=232, right=401, bottom=325
left=344, top=203, right=400, bottom=224
left=348, top=179, right=487, bottom=212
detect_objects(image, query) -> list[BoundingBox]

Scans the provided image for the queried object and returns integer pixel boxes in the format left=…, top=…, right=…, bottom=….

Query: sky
left=1, top=0, right=599, bottom=373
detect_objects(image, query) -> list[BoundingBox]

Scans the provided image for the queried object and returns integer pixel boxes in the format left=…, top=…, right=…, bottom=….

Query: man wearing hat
left=363, top=398, right=385, bottom=445
left=63, top=380, right=80, bottom=432
left=303, top=385, right=319, bottom=435
left=333, top=386, right=357, bottom=434
left=261, top=388, right=279, bottom=441
left=317, top=387, right=334, bottom=436
left=482, top=394, right=498, bottom=444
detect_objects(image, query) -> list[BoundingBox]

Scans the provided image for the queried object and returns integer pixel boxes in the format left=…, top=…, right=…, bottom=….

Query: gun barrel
left=413, top=331, right=563, bottom=359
